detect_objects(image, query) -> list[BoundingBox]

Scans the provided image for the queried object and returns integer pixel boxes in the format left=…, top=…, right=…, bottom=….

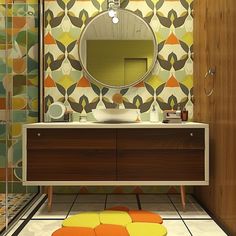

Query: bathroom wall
left=44, top=0, right=193, bottom=193
left=44, top=0, right=193, bottom=118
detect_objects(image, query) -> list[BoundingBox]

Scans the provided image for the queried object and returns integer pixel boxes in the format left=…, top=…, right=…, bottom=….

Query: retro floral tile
left=1, top=0, right=39, bottom=202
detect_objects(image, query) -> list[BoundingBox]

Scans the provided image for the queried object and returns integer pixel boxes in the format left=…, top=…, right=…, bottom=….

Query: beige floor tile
left=6, top=220, right=24, bottom=236
left=68, top=203, right=105, bottom=216
left=21, top=195, right=47, bottom=220
left=18, top=220, right=63, bottom=236
left=141, top=203, right=180, bottom=219
left=107, top=194, right=137, bottom=203
left=46, top=194, right=77, bottom=203
left=76, top=194, right=106, bottom=203
left=163, top=220, right=191, bottom=236
left=169, top=194, right=197, bottom=203
left=139, top=194, right=171, bottom=203
left=32, top=203, right=72, bottom=219
left=105, top=202, right=139, bottom=210
left=174, top=202, right=211, bottom=219
left=184, top=220, right=227, bottom=236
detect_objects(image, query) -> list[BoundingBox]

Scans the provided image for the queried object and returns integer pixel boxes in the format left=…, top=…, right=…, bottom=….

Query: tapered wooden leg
left=180, top=186, right=186, bottom=211
left=47, top=186, right=53, bottom=211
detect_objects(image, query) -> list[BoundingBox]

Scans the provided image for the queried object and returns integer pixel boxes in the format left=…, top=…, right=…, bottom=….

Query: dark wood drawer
left=27, top=149, right=116, bottom=181
left=27, top=128, right=116, bottom=150
left=117, top=128, right=204, bottom=150
left=117, top=149, right=205, bottom=181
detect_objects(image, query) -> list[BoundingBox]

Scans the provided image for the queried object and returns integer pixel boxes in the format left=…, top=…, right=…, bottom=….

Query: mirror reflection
left=79, top=9, right=157, bottom=88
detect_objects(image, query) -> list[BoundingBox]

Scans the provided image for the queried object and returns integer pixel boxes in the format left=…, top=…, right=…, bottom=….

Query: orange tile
left=128, top=210, right=163, bottom=224
left=95, top=224, right=129, bottom=236
left=52, top=227, right=96, bottom=236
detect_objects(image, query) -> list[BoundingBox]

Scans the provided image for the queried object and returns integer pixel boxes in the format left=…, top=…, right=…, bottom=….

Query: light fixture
left=108, top=8, right=116, bottom=17
left=107, top=0, right=120, bottom=23
left=112, top=16, right=119, bottom=24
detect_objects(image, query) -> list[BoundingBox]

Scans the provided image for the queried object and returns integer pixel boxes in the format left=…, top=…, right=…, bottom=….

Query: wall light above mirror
left=79, top=9, right=157, bottom=88
left=107, top=0, right=120, bottom=24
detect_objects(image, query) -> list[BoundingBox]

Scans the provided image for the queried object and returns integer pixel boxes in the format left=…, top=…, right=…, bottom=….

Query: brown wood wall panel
left=27, top=128, right=116, bottom=149
left=117, top=129, right=205, bottom=150
left=117, top=149, right=205, bottom=181
left=193, top=0, right=236, bottom=235
left=27, top=149, right=116, bottom=181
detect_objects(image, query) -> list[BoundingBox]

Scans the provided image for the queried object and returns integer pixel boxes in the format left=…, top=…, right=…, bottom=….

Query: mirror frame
left=78, top=9, right=158, bottom=89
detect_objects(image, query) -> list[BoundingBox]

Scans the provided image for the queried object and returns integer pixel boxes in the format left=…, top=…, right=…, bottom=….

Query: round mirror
left=79, top=9, right=157, bottom=88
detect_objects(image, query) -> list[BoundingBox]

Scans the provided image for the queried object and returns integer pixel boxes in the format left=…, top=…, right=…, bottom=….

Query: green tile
left=27, top=110, right=38, bottom=118
left=26, top=113, right=38, bottom=123
left=12, top=110, right=27, bottom=122
left=0, top=124, right=6, bottom=139
left=0, top=32, right=6, bottom=45
left=0, top=61, right=7, bottom=74
left=6, top=31, right=12, bottom=44
left=13, top=139, right=22, bottom=167
left=27, top=56, right=38, bottom=74
left=27, top=84, right=38, bottom=99
left=13, top=74, right=26, bottom=96
left=27, top=4, right=38, bottom=17
left=0, top=5, right=6, bottom=17
left=13, top=85, right=26, bottom=96
left=13, top=4, right=27, bottom=17
left=7, top=16, right=12, bottom=28
left=0, top=140, right=7, bottom=167
left=0, top=74, right=6, bottom=95
left=28, top=98, right=38, bottom=112
left=0, top=182, right=6, bottom=193
left=27, top=30, right=38, bottom=48
left=27, top=74, right=38, bottom=86
left=15, top=30, right=26, bottom=47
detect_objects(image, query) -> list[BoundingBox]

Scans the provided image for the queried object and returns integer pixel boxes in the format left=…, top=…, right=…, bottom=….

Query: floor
left=6, top=194, right=227, bottom=236
left=0, top=193, right=34, bottom=233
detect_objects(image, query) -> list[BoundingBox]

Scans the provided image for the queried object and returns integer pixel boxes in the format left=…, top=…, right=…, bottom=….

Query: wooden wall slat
left=193, top=1, right=236, bottom=235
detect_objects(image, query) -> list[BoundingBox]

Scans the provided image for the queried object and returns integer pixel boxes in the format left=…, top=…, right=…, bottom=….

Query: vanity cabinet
left=117, top=129, right=205, bottom=181
left=23, top=123, right=209, bottom=186
left=26, top=129, right=116, bottom=181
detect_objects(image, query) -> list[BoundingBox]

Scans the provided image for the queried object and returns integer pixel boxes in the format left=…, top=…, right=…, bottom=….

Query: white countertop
left=23, top=122, right=208, bottom=129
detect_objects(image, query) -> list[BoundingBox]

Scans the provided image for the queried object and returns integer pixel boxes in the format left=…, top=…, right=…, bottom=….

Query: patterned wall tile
left=44, top=0, right=193, bottom=119
left=0, top=1, right=39, bottom=197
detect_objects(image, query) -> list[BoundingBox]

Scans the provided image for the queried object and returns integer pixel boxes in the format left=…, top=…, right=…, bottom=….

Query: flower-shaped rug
left=52, top=206, right=167, bottom=236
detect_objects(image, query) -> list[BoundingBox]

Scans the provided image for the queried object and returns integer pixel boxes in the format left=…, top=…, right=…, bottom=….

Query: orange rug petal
left=52, top=227, right=96, bottom=236
left=95, top=224, right=129, bottom=236
left=128, top=210, right=163, bottom=224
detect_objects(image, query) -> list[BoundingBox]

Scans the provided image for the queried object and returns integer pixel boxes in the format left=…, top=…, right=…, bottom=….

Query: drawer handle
left=190, top=132, right=194, bottom=137
left=37, top=133, right=41, bottom=137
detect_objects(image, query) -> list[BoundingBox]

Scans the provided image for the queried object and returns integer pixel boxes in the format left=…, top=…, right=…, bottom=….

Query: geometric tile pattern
left=0, top=1, right=39, bottom=177
left=0, top=0, right=39, bottom=233
left=44, top=0, right=194, bottom=120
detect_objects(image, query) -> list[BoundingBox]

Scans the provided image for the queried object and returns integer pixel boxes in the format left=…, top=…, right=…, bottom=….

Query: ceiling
left=81, top=10, right=155, bottom=41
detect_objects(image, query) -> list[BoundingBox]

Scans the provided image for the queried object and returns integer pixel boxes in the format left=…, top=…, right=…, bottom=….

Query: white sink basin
left=92, top=109, right=140, bottom=123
